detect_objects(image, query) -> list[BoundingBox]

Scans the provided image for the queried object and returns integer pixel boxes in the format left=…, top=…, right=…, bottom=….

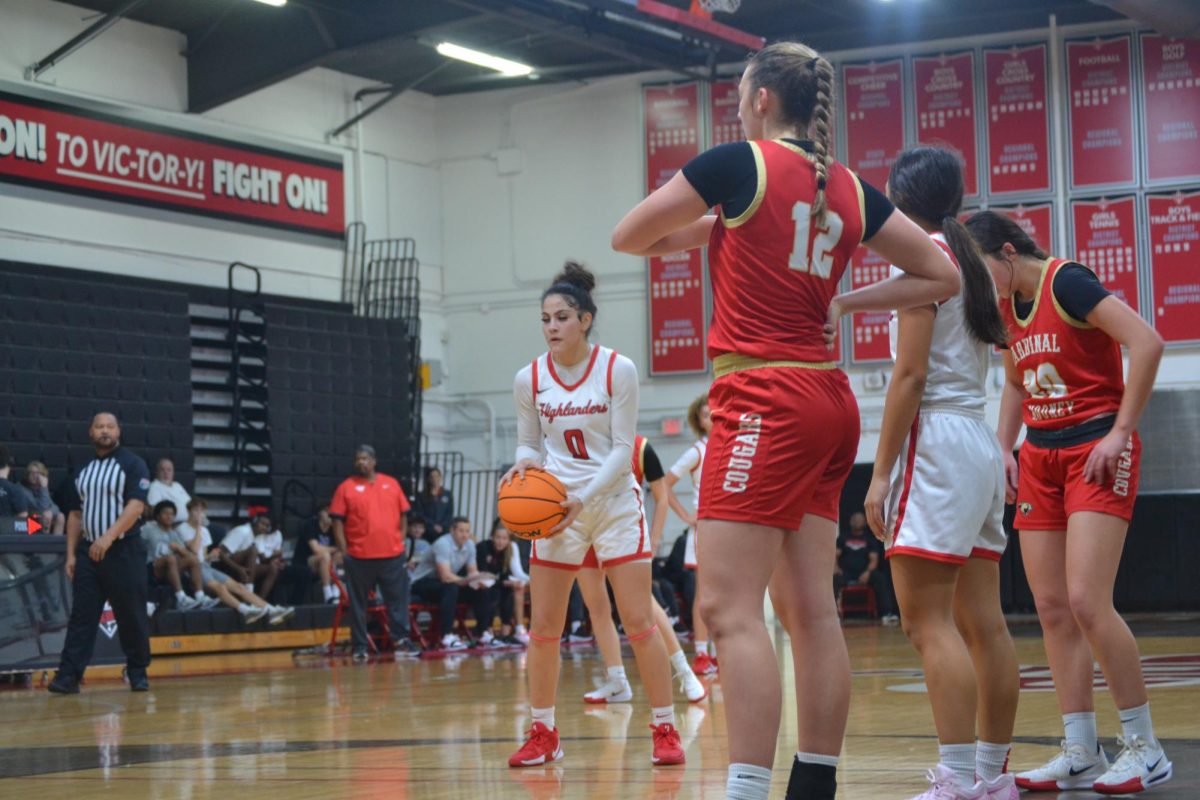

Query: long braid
left=809, top=56, right=835, bottom=224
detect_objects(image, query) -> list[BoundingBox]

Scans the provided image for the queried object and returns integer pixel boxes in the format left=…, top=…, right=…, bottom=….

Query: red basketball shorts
left=1015, top=432, right=1140, bottom=530
left=699, top=364, right=859, bottom=530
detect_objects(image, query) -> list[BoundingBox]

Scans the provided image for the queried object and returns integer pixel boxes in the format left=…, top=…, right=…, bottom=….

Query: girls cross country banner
left=644, top=82, right=707, bottom=375
left=0, top=89, right=344, bottom=238
left=913, top=51, right=979, bottom=198
left=984, top=44, right=1052, bottom=195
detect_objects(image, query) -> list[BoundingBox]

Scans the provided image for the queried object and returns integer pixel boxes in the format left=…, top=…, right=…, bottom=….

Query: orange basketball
left=497, top=467, right=568, bottom=540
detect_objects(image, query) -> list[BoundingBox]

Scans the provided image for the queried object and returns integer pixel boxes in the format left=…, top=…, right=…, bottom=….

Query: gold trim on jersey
left=772, top=138, right=818, bottom=162
left=721, top=141, right=766, bottom=228
left=1011, top=257, right=1054, bottom=330
left=712, top=352, right=836, bottom=378
left=1051, top=261, right=1098, bottom=330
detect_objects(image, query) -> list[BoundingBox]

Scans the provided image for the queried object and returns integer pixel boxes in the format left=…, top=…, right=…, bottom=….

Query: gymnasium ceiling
left=38, top=0, right=1188, bottom=113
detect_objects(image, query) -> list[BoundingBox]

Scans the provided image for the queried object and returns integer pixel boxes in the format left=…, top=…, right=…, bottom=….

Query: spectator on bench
left=410, top=516, right=496, bottom=651
left=176, top=498, right=292, bottom=625
left=253, top=516, right=287, bottom=602
left=142, top=500, right=212, bottom=611
left=293, top=503, right=342, bottom=604
left=835, top=511, right=898, bottom=623
left=477, top=518, right=530, bottom=645
left=147, top=459, right=191, bottom=522
left=20, top=461, right=64, bottom=534
left=218, top=510, right=281, bottom=599
left=0, top=447, right=30, bottom=521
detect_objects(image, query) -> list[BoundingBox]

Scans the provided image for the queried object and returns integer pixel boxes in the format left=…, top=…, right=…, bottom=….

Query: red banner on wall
left=1140, top=34, right=1200, bottom=184
left=843, top=60, right=905, bottom=191
left=1071, top=196, right=1140, bottom=313
left=645, top=83, right=706, bottom=375
left=1066, top=36, right=1136, bottom=189
left=1146, top=192, right=1200, bottom=343
left=984, top=44, right=1051, bottom=195
left=710, top=79, right=742, bottom=147
left=849, top=247, right=894, bottom=363
left=914, top=52, right=979, bottom=197
left=990, top=203, right=1056, bottom=256
left=0, top=90, right=343, bottom=238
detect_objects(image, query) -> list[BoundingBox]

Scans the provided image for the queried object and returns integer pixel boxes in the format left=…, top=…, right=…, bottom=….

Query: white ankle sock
left=607, top=665, right=627, bottom=682
left=193, top=592, right=206, bottom=602
left=727, top=763, right=772, bottom=800
left=532, top=706, right=555, bottom=729
left=938, top=743, right=976, bottom=787
left=175, top=591, right=188, bottom=602
left=669, top=649, right=690, bottom=676
left=323, top=585, right=333, bottom=599
left=652, top=705, right=675, bottom=726
left=976, top=740, right=1010, bottom=781
left=796, top=751, right=839, bottom=768
left=695, top=640, right=708, bottom=657
left=1063, top=711, right=1098, bottom=751
left=1118, top=702, right=1158, bottom=748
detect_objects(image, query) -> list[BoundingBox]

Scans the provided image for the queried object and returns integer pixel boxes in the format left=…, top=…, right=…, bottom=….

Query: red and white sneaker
left=692, top=652, right=717, bottom=675
left=1093, top=735, right=1172, bottom=795
left=508, top=722, right=564, bottom=768
left=651, top=722, right=686, bottom=766
left=583, top=677, right=633, bottom=704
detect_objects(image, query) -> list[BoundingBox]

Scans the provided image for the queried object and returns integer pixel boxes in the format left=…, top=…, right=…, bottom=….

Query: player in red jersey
left=966, top=212, right=1170, bottom=796
left=613, top=42, right=959, bottom=800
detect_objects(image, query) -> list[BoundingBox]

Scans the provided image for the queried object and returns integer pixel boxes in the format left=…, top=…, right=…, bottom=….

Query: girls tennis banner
left=1146, top=191, right=1200, bottom=344
left=1066, top=36, right=1136, bottom=190
left=843, top=59, right=905, bottom=192
left=1070, top=196, right=1140, bottom=313
left=644, top=83, right=706, bottom=375
left=1140, top=34, right=1200, bottom=185
left=913, top=52, right=979, bottom=197
left=0, top=89, right=344, bottom=238
left=984, top=44, right=1051, bottom=195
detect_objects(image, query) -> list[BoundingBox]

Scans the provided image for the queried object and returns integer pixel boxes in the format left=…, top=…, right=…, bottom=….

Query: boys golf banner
left=0, top=89, right=345, bottom=238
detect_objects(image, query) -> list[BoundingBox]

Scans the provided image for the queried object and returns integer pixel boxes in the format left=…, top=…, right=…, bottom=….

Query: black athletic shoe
left=47, top=675, right=80, bottom=695
left=127, top=670, right=150, bottom=692
left=393, top=638, right=422, bottom=658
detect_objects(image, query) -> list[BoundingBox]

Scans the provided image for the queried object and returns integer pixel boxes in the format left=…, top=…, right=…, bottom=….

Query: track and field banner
left=644, top=82, right=706, bottom=375
left=1070, top=196, right=1140, bottom=313
left=0, top=89, right=344, bottom=238
left=1140, top=34, right=1200, bottom=185
left=1066, top=35, right=1136, bottom=190
left=984, top=44, right=1051, bottom=195
left=843, top=59, right=905, bottom=192
left=990, top=202, right=1056, bottom=257
left=913, top=51, right=979, bottom=197
left=1146, top=191, right=1200, bottom=344
left=848, top=247, right=893, bottom=364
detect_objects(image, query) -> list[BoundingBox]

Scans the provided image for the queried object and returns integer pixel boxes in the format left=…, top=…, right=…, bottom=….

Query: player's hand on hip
left=864, top=472, right=889, bottom=541
left=549, top=496, right=583, bottom=535
left=1083, top=430, right=1125, bottom=485
left=1003, top=451, right=1019, bottom=504
left=500, top=458, right=539, bottom=487
left=824, top=297, right=845, bottom=351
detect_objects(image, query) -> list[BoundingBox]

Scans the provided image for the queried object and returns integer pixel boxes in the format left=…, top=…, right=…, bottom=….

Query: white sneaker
left=267, top=605, right=295, bottom=626
left=1093, top=735, right=1172, bottom=795
left=197, top=595, right=220, bottom=609
left=240, top=604, right=269, bottom=624
left=583, top=677, right=633, bottom=704
left=907, top=765, right=986, bottom=800
left=514, top=626, right=530, bottom=645
left=677, top=668, right=708, bottom=703
left=979, top=773, right=1017, bottom=800
left=440, top=634, right=469, bottom=652
left=176, top=595, right=200, bottom=610
left=146, top=601, right=157, bottom=617
left=478, top=630, right=495, bottom=646
left=1015, top=740, right=1109, bottom=792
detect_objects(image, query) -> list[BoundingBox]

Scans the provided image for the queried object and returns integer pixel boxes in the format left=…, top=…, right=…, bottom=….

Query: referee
left=49, top=412, right=153, bottom=694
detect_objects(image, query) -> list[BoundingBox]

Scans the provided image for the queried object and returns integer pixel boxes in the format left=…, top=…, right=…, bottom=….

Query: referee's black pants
left=58, top=536, right=151, bottom=681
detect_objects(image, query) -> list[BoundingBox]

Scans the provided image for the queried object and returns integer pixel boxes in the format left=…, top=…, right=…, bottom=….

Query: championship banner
left=843, top=59, right=905, bottom=192
left=849, top=247, right=893, bottom=363
left=1070, top=196, right=1140, bottom=313
left=913, top=52, right=979, bottom=197
left=709, top=78, right=742, bottom=147
left=644, top=83, right=706, bottom=375
left=1066, top=36, right=1136, bottom=190
left=1146, top=191, right=1200, bottom=344
left=990, top=202, right=1056, bottom=257
left=984, top=44, right=1051, bottom=195
left=0, top=90, right=344, bottom=238
left=1140, top=34, right=1200, bottom=185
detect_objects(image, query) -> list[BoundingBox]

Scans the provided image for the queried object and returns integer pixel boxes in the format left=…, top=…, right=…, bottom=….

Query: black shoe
left=127, top=670, right=150, bottom=692
left=352, top=648, right=370, bottom=662
left=393, top=638, right=422, bottom=658
left=47, top=674, right=80, bottom=695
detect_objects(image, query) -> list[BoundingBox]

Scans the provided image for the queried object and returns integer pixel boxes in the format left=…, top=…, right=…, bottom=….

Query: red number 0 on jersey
left=564, top=429, right=590, bottom=460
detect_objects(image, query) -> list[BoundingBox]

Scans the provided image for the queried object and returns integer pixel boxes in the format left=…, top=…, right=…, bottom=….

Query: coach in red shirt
left=330, top=445, right=420, bottom=659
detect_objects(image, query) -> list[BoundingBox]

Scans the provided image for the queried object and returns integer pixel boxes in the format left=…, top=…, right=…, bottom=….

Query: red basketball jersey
left=707, top=140, right=867, bottom=363
left=631, top=435, right=647, bottom=487
left=1000, top=258, right=1124, bottom=430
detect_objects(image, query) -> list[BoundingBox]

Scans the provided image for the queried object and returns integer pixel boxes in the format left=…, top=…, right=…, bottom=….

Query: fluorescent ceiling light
left=250, top=0, right=287, bottom=6
left=436, top=42, right=533, bottom=77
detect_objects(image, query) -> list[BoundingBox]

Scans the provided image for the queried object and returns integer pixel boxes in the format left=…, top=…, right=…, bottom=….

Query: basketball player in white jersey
left=504, top=262, right=685, bottom=770
left=664, top=393, right=714, bottom=674
left=864, top=147, right=1019, bottom=800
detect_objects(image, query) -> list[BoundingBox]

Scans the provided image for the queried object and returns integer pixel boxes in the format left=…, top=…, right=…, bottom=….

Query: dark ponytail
left=943, top=218, right=1007, bottom=347
left=542, top=260, right=598, bottom=335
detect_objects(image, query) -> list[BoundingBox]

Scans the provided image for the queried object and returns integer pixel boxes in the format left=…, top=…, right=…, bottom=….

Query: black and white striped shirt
left=65, top=448, right=150, bottom=542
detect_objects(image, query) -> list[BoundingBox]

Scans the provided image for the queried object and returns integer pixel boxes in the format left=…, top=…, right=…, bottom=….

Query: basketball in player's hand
left=497, top=467, right=568, bottom=540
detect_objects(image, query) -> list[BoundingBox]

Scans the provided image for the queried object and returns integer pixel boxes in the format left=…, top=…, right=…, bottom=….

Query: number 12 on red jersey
left=789, top=200, right=844, bottom=279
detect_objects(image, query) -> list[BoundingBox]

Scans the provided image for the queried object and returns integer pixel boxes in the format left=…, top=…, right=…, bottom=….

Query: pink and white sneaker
left=979, top=773, right=1018, bottom=800
left=906, top=764, right=986, bottom=800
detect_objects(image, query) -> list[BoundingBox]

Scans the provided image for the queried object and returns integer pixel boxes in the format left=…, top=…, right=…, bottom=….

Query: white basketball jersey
left=532, top=345, right=636, bottom=496
left=889, top=233, right=989, bottom=414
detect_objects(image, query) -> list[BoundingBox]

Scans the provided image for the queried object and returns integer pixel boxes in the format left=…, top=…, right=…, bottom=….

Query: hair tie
left=808, top=56, right=819, bottom=69
left=816, top=177, right=827, bottom=190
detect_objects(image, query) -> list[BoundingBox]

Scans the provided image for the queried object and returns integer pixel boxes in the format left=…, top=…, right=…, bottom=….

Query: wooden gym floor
left=1, top=619, right=1197, bottom=799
